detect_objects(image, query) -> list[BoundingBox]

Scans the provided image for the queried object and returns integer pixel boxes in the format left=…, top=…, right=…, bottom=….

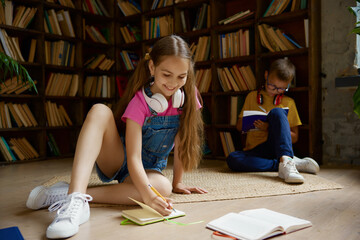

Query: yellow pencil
left=148, top=184, right=176, bottom=212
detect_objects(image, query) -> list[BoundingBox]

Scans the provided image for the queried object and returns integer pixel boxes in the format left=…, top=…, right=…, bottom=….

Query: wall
left=321, top=0, right=360, bottom=165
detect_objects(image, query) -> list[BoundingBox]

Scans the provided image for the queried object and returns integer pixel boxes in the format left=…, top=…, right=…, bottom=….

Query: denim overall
left=96, top=90, right=181, bottom=183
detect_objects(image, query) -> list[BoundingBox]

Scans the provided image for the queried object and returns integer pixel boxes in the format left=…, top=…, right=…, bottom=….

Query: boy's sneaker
left=293, top=156, right=320, bottom=174
left=26, top=181, right=69, bottom=210
left=278, top=157, right=304, bottom=184
left=46, top=192, right=92, bottom=239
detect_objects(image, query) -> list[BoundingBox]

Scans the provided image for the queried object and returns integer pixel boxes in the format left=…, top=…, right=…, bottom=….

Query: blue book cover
left=242, top=107, right=289, bottom=132
left=282, top=33, right=302, bottom=48
left=0, top=226, right=24, bottom=240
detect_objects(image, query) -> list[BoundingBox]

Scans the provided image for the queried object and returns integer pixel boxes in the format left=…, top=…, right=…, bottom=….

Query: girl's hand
left=172, top=182, right=208, bottom=194
left=253, top=120, right=269, bottom=131
left=144, top=195, right=174, bottom=216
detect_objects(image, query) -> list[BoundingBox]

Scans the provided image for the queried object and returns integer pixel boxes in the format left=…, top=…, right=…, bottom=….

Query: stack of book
left=46, top=0, right=75, bottom=8
left=45, top=101, right=73, bottom=127
left=83, top=0, right=110, bottom=17
left=45, top=73, right=79, bottom=97
left=0, top=29, right=25, bottom=62
left=263, top=0, right=307, bottom=17
left=150, top=0, right=174, bottom=10
left=218, top=9, right=254, bottom=25
left=84, top=54, right=115, bottom=71
left=219, top=29, right=250, bottom=59
left=44, top=9, right=75, bottom=37
left=0, top=76, right=37, bottom=95
left=0, top=136, right=39, bottom=162
left=192, top=36, right=211, bottom=62
left=258, top=24, right=301, bottom=52
left=85, top=25, right=108, bottom=44
left=195, top=68, right=212, bottom=93
left=0, top=102, right=38, bottom=128
left=84, top=75, right=111, bottom=98
left=217, top=65, right=256, bottom=92
left=145, top=15, right=174, bottom=40
left=119, top=24, right=142, bottom=43
left=117, top=0, right=141, bottom=16
left=44, top=40, right=75, bottom=66
left=1, top=4, right=38, bottom=28
left=219, top=131, right=235, bottom=157
left=119, top=50, right=139, bottom=71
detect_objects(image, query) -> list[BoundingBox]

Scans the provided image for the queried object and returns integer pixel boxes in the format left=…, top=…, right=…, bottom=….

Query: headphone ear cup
left=273, top=94, right=283, bottom=106
left=172, top=89, right=184, bottom=108
left=150, top=93, right=168, bottom=113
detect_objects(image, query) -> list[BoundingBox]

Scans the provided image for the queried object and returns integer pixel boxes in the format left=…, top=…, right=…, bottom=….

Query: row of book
left=151, top=0, right=174, bottom=10
left=119, top=24, right=142, bottom=43
left=85, top=25, right=109, bottom=44
left=84, top=75, right=112, bottom=98
left=82, top=0, right=110, bottom=17
left=195, top=68, right=212, bottom=93
left=0, top=136, right=39, bottom=162
left=119, top=50, right=139, bottom=71
left=219, top=131, right=235, bottom=157
left=190, top=36, right=211, bottom=62
left=117, top=0, right=141, bottom=16
left=0, top=3, right=37, bottom=28
left=230, top=95, right=245, bottom=126
left=145, top=15, right=174, bottom=40
left=44, top=40, right=75, bottom=67
left=0, top=102, right=38, bottom=129
left=84, top=54, right=115, bottom=71
left=45, top=73, right=79, bottom=97
left=218, top=9, right=254, bottom=25
left=45, top=101, right=73, bottom=127
left=0, top=76, right=37, bottom=95
left=258, top=24, right=302, bottom=53
left=44, top=9, right=75, bottom=37
left=46, top=0, right=75, bottom=8
left=263, top=0, right=307, bottom=17
left=219, top=29, right=250, bottom=59
left=217, top=65, right=256, bottom=92
left=0, top=29, right=35, bottom=63
left=179, top=3, right=210, bottom=33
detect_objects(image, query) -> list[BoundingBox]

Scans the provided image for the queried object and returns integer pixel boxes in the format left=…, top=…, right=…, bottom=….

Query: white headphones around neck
left=142, top=86, right=185, bottom=113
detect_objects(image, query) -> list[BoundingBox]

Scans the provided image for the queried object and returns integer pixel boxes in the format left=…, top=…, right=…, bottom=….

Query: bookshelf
left=0, top=0, right=321, bottom=164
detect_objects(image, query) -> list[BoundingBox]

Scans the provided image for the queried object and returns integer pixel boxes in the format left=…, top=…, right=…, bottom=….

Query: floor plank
left=0, top=158, right=359, bottom=240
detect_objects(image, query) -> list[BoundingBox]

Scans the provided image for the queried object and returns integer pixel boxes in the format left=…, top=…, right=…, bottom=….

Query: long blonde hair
left=114, top=35, right=204, bottom=171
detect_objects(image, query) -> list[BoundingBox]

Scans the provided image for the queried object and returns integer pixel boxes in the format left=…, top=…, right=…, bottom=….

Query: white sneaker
left=26, top=182, right=69, bottom=210
left=293, top=156, right=320, bottom=174
left=278, top=157, right=304, bottom=183
left=46, top=192, right=92, bottom=239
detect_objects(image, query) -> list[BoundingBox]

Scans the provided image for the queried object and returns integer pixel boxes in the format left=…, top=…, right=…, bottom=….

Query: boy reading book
left=227, top=58, right=319, bottom=183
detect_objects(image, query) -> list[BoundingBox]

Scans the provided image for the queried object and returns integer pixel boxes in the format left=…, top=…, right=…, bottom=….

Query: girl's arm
left=290, top=126, right=299, bottom=143
left=125, top=119, right=172, bottom=215
left=172, top=134, right=208, bottom=194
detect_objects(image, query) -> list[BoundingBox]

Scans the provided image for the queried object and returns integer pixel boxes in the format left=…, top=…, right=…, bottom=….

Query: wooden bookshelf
left=0, top=0, right=321, bottom=164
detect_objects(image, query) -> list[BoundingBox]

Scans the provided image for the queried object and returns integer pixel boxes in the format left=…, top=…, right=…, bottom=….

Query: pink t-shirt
left=122, top=90, right=201, bottom=126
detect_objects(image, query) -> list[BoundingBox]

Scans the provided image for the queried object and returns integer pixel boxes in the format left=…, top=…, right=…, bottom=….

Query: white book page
left=207, top=212, right=282, bottom=240
left=243, top=110, right=267, bottom=117
left=240, top=208, right=312, bottom=233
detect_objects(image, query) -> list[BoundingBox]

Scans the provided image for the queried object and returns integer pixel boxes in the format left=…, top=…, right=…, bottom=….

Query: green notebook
left=121, top=198, right=185, bottom=226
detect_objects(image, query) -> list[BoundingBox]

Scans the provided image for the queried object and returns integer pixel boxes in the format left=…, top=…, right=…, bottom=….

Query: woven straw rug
left=43, top=167, right=342, bottom=205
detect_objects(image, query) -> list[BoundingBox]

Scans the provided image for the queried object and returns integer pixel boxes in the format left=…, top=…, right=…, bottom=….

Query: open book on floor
left=121, top=197, right=185, bottom=225
left=242, top=107, right=289, bottom=132
left=206, top=208, right=312, bottom=240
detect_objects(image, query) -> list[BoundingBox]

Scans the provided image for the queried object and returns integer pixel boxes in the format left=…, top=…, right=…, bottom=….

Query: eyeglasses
left=266, top=77, right=290, bottom=93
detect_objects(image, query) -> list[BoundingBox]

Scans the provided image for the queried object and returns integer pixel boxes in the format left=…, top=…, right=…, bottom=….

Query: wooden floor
left=0, top=158, right=359, bottom=240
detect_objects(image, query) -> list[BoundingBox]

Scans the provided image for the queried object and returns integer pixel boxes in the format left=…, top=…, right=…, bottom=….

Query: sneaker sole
left=303, top=157, right=320, bottom=174
left=26, top=185, right=46, bottom=210
left=279, top=172, right=304, bottom=184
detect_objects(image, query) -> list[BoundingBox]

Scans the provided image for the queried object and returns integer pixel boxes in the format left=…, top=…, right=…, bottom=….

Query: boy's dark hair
left=269, top=58, right=296, bottom=82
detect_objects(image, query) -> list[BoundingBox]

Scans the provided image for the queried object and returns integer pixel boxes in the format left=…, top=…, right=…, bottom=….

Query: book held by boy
left=206, top=208, right=312, bottom=240
left=121, top=197, right=185, bottom=225
left=242, top=107, right=289, bottom=132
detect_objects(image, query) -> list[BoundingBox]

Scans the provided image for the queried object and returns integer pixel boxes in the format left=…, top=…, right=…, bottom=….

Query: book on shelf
left=117, top=0, right=141, bottom=16
left=7, top=137, right=39, bottom=160
left=193, top=36, right=210, bottom=62
left=85, top=25, right=108, bottom=44
left=4, top=0, right=13, bottom=25
left=47, top=0, right=75, bottom=8
left=195, top=68, right=212, bottom=93
left=218, top=9, right=254, bottom=25
left=56, top=10, right=75, bottom=37
left=121, top=197, right=185, bottom=225
left=84, top=76, right=111, bottom=98
left=263, top=0, right=293, bottom=17
left=47, top=133, right=61, bottom=156
left=12, top=6, right=37, bottom=29
left=242, top=108, right=289, bottom=132
left=0, top=136, right=17, bottom=161
left=145, top=15, right=173, bottom=40
left=83, top=0, right=110, bottom=17
left=219, top=29, right=250, bottom=59
left=45, top=101, right=73, bottom=127
left=230, top=95, right=245, bottom=126
left=192, top=3, right=209, bottom=31
left=119, top=24, right=141, bottom=43
left=207, top=208, right=312, bottom=240
left=45, top=73, right=79, bottom=97
left=219, top=132, right=235, bottom=157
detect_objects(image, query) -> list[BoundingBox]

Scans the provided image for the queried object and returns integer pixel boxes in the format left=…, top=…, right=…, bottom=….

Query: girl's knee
left=150, top=176, right=172, bottom=197
left=87, top=104, right=113, bottom=123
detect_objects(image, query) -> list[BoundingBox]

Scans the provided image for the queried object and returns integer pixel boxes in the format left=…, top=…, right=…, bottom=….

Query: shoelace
left=48, top=193, right=93, bottom=221
left=44, top=188, right=68, bottom=207
left=283, top=160, right=299, bottom=174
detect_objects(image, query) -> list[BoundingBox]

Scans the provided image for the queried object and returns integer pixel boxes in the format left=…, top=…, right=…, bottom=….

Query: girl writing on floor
left=26, top=35, right=207, bottom=239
